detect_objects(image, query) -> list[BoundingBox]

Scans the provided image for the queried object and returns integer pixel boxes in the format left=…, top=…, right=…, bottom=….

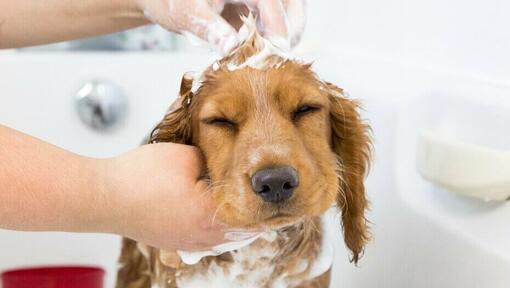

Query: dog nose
left=251, top=166, right=299, bottom=203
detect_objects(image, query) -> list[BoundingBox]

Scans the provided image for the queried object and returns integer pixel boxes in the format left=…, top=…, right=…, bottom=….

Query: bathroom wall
left=305, top=0, right=510, bottom=85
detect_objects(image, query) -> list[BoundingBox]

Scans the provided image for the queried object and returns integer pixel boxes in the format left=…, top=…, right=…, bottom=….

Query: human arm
left=0, top=125, right=229, bottom=251
left=0, top=0, right=148, bottom=49
left=0, top=0, right=306, bottom=53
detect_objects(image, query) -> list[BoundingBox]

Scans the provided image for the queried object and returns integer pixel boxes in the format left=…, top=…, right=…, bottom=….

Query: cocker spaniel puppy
left=116, top=19, right=372, bottom=288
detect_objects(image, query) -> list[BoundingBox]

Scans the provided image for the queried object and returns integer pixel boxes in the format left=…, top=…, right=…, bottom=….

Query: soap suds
left=225, top=37, right=288, bottom=71
left=181, top=15, right=294, bottom=102
left=175, top=219, right=333, bottom=288
left=188, top=71, right=203, bottom=94
left=225, top=15, right=292, bottom=71
left=176, top=231, right=279, bottom=288
left=177, top=233, right=262, bottom=265
left=212, top=61, right=220, bottom=71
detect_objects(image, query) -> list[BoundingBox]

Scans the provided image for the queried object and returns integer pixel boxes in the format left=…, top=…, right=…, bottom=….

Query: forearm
left=0, top=0, right=149, bottom=49
left=0, top=125, right=106, bottom=233
left=0, top=125, right=231, bottom=250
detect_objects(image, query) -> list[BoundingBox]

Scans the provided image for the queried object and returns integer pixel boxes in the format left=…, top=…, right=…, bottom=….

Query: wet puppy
left=116, top=25, right=371, bottom=288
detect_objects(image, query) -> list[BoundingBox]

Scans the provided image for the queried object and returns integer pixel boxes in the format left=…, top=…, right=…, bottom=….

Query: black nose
left=251, top=166, right=299, bottom=203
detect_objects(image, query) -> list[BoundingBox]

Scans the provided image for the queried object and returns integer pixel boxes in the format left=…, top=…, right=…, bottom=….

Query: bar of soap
left=416, top=130, right=510, bottom=201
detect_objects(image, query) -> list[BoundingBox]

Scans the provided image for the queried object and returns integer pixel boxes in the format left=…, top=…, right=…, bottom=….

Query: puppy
left=116, top=22, right=371, bottom=288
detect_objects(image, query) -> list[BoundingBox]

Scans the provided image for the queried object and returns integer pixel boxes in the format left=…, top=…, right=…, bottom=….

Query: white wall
left=305, top=0, right=510, bottom=85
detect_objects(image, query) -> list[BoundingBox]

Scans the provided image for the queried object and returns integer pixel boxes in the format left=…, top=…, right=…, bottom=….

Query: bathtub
left=1, top=49, right=509, bottom=288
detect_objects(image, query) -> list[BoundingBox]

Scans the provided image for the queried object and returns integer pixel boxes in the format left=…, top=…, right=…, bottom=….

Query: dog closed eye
left=292, top=104, right=321, bottom=121
left=201, top=117, right=237, bottom=129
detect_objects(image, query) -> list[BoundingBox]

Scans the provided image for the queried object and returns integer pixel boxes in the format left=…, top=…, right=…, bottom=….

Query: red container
left=1, top=266, right=104, bottom=288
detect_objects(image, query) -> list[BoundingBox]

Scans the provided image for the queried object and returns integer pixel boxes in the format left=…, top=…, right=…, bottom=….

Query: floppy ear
left=149, top=74, right=194, bottom=145
left=328, top=84, right=372, bottom=264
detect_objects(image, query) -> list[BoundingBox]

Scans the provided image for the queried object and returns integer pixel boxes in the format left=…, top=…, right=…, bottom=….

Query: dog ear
left=327, top=83, right=372, bottom=264
left=149, top=74, right=194, bottom=145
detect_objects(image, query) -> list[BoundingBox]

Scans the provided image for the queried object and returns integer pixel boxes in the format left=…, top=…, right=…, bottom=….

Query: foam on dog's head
left=187, top=15, right=291, bottom=95
left=219, top=15, right=291, bottom=71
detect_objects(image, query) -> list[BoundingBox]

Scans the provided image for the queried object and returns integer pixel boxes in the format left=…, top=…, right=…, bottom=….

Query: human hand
left=97, top=143, right=258, bottom=251
left=134, top=0, right=307, bottom=54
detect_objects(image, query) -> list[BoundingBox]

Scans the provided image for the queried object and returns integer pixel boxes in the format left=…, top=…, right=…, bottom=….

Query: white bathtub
left=1, top=50, right=509, bottom=288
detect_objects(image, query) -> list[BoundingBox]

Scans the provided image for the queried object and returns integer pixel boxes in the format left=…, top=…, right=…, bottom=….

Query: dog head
left=150, top=27, right=371, bottom=263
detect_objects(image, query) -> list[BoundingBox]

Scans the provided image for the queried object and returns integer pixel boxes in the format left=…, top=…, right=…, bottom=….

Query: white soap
left=416, top=130, right=510, bottom=201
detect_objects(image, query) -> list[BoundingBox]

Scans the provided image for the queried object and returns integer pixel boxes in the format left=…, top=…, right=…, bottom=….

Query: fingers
left=282, top=0, right=307, bottom=47
left=255, top=0, right=290, bottom=49
left=249, top=0, right=307, bottom=48
left=169, top=0, right=239, bottom=54
left=143, top=0, right=306, bottom=53
left=195, top=12, right=240, bottom=55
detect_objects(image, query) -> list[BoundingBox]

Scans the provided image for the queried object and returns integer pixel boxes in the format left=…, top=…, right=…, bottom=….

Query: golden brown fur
left=116, top=31, right=371, bottom=287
